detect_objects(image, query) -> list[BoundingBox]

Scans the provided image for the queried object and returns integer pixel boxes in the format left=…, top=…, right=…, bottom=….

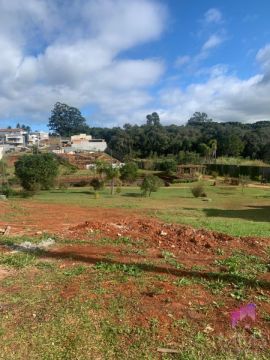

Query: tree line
left=48, top=103, right=270, bottom=162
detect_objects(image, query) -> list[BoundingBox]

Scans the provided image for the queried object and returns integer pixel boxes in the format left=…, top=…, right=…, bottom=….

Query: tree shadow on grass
left=204, top=206, right=270, bottom=223
left=49, top=190, right=95, bottom=195
left=122, top=193, right=143, bottom=198
left=2, top=244, right=268, bottom=290
left=42, top=250, right=270, bottom=289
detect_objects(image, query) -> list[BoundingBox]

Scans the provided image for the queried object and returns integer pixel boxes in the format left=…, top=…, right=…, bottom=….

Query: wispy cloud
left=160, top=44, right=270, bottom=124
left=174, top=55, right=190, bottom=68
left=204, top=8, right=223, bottom=24
left=202, top=34, right=224, bottom=51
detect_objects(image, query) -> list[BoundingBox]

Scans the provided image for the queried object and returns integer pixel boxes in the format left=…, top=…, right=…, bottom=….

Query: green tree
left=15, top=154, right=59, bottom=192
left=95, top=160, right=108, bottom=180
left=262, top=142, right=270, bottom=163
left=48, top=102, right=89, bottom=136
left=140, top=175, right=163, bottom=197
left=159, top=159, right=177, bottom=173
left=104, top=165, right=120, bottom=195
left=209, top=139, right=217, bottom=162
left=120, top=162, right=138, bottom=183
left=198, top=143, right=211, bottom=162
left=146, top=112, right=160, bottom=126
left=188, top=112, right=212, bottom=125
left=221, top=133, right=244, bottom=157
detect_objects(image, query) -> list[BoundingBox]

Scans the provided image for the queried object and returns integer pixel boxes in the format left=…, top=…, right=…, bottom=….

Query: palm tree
left=209, top=139, right=217, bottom=163
left=104, top=165, right=120, bottom=195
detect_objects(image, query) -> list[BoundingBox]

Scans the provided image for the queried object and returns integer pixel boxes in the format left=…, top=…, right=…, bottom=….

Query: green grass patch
left=94, top=262, right=142, bottom=276
left=63, top=265, right=87, bottom=276
left=215, top=251, right=268, bottom=279
left=0, top=252, right=36, bottom=268
left=162, top=251, right=184, bottom=269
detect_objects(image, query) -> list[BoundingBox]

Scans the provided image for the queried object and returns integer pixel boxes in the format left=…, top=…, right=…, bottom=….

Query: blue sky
left=0, top=0, right=270, bottom=130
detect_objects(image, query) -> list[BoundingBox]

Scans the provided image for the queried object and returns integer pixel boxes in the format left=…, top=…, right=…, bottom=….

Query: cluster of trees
left=90, top=113, right=270, bottom=162
left=39, top=103, right=267, bottom=163
left=90, top=161, right=138, bottom=195
left=14, top=154, right=161, bottom=197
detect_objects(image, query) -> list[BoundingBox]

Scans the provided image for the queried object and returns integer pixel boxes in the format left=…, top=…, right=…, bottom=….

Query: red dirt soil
left=1, top=200, right=270, bottom=350
left=0, top=200, right=269, bottom=256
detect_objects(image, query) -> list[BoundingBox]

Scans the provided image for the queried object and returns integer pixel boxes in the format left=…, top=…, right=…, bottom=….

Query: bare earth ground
left=0, top=200, right=270, bottom=358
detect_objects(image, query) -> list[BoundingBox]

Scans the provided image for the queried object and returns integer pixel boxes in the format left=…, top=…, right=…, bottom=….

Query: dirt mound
left=58, top=152, right=119, bottom=169
left=1, top=200, right=268, bottom=256
left=68, top=218, right=265, bottom=255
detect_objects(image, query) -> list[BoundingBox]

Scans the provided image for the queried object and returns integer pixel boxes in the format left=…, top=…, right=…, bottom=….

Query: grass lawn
left=0, top=238, right=269, bottom=359
left=27, top=182, right=270, bottom=237
left=0, top=182, right=270, bottom=359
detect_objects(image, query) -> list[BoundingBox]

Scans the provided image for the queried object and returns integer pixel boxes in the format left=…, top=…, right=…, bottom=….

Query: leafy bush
left=15, top=153, right=59, bottom=192
left=116, top=186, right=121, bottom=194
left=191, top=183, right=206, bottom=198
left=158, top=159, right=177, bottom=173
left=0, top=185, right=18, bottom=198
left=120, top=162, right=138, bottom=183
left=90, top=177, right=104, bottom=191
left=140, top=175, right=163, bottom=197
left=73, top=179, right=89, bottom=187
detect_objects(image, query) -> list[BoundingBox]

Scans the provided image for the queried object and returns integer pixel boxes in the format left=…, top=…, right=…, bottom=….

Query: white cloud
left=256, top=44, right=270, bottom=73
left=202, top=34, right=224, bottom=51
left=159, top=45, right=270, bottom=124
left=174, top=55, right=191, bottom=68
left=0, top=0, right=167, bottom=125
left=204, top=8, right=222, bottom=24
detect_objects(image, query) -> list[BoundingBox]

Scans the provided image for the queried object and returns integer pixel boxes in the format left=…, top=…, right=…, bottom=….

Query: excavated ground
left=0, top=199, right=270, bottom=352
left=0, top=200, right=268, bottom=257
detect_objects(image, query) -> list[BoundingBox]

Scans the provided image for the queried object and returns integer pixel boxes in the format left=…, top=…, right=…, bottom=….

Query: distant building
left=28, top=131, right=49, bottom=146
left=0, top=145, right=4, bottom=160
left=68, top=134, right=107, bottom=152
left=0, top=128, right=27, bottom=147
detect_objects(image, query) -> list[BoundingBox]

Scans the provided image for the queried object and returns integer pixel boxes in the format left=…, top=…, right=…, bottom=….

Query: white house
left=0, top=128, right=27, bottom=147
left=70, top=134, right=107, bottom=152
left=28, top=131, right=49, bottom=146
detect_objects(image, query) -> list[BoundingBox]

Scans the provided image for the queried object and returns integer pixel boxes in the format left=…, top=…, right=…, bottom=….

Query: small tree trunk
left=111, top=178, right=114, bottom=195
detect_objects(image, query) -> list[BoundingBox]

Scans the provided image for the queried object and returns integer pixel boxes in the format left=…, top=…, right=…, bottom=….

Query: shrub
left=1, top=185, right=18, bottom=198
left=211, top=171, right=218, bottom=179
left=90, top=177, right=104, bottom=191
left=158, top=159, right=177, bottom=173
left=120, top=162, right=138, bottom=183
left=20, top=190, right=36, bottom=198
left=15, top=153, right=59, bottom=192
left=73, top=179, right=89, bottom=187
left=59, top=182, right=69, bottom=190
left=191, top=183, right=206, bottom=198
left=141, top=175, right=163, bottom=197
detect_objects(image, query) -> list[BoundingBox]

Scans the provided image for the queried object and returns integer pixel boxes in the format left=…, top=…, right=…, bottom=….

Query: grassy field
left=0, top=235, right=269, bottom=359
left=0, top=182, right=270, bottom=359
left=28, top=182, right=270, bottom=237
